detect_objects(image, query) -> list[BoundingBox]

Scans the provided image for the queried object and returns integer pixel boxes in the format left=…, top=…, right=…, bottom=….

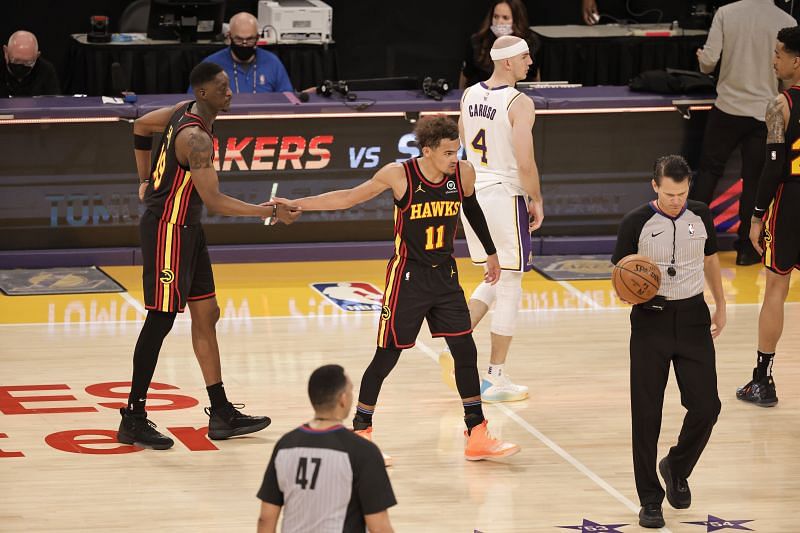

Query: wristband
left=134, top=134, right=153, bottom=150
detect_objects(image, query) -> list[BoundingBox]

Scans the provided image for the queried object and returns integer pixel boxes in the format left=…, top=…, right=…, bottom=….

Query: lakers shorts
left=141, top=210, right=216, bottom=313
left=377, top=256, right=472, bottom=349
left=762, top=182, right=800, bottom=274
left=462, top=183, right=533, bottom=272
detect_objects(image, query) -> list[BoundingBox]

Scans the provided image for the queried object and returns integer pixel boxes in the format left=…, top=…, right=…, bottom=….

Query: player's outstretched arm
left=509, top=94, right=544, bottom=231
left=177, top=127, right=300, bottom=223
left=274, top=163, right=403, bottom=211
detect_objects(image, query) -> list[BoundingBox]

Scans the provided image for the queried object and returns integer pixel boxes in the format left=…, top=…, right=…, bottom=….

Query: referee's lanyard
left=232, top=62, right=257, bottom=94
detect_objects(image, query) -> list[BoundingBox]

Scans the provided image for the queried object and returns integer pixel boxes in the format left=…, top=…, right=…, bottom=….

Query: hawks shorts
left=140, top=210, right=215, bottom=313
left=462, top=183, right=533, bottom=272
left=762, top=182, right=800, bottom=274
left=377, top=256, right=472, bottom=349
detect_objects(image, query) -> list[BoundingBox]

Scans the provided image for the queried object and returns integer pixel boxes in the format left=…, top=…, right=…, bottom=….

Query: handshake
left=260, top=196, right=303, bottom=225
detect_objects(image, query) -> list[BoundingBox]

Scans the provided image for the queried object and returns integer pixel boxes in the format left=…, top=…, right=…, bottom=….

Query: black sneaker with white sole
left=206, top=403, right=271, bottom=440
left=116, top=408, right=174, bottom=450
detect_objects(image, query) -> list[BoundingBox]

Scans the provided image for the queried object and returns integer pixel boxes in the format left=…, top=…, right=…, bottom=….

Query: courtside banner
left=0, top=109, right=736, bottom=250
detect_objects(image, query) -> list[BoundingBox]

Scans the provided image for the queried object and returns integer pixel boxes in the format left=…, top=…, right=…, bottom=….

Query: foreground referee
left=612, top=155, right=726, bottom=528
left=257, top=365, right=396, bottom=533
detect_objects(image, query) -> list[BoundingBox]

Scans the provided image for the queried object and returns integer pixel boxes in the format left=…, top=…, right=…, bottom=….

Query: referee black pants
left=691, top=106, right=767, bottom=251
left=630, top=294, right=721, bottom=506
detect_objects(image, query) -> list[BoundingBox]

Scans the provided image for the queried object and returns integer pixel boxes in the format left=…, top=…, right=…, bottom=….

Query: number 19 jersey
left=461, top=82, right=524, bottom=193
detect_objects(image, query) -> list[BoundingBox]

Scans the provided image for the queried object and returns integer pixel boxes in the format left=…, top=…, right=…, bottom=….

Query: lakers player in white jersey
left=441, top=35, right=543, bottom=402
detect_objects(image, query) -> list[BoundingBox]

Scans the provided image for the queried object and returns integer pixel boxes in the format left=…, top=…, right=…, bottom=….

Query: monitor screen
left=147, top=0, right=226, bottom=42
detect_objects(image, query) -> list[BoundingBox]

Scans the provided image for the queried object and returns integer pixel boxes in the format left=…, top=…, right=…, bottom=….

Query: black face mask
left=230, top=44, right=256, bottom=62
left=7, top=62, right=33, bottom=80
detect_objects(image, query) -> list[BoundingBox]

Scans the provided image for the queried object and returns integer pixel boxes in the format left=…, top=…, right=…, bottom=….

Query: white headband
left=490, top=39, right=529, bottom=61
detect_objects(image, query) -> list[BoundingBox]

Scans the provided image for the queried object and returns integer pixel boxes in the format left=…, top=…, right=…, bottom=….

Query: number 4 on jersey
left=295, top=457, right=322, bottom=490
left=471, top=128, right=488, bottom=166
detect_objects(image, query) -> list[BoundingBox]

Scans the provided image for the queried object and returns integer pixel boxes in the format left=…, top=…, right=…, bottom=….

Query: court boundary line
left=414, top=338, right=673, bottom=533
left=0, top=296, right=796, bottom=327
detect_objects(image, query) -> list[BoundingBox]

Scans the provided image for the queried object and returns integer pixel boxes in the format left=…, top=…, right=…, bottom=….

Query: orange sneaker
left=464, top=420, right=520, bottom=461
left=354, top=426, right=393, bottom=467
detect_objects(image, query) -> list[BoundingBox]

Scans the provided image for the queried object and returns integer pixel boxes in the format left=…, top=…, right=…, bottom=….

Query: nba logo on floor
left=310, top=282, right=383, bottom=311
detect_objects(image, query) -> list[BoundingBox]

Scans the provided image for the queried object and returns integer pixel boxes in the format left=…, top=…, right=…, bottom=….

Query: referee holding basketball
left=612, top=155, right=726, bottom=529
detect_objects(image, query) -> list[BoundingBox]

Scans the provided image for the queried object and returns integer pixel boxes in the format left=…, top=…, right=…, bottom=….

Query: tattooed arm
left=174, top=127, right=300, bottom=223
left=750, top=94, right=789, bottom=254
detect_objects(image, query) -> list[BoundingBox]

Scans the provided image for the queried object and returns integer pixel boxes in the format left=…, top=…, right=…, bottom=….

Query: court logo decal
left=682, top=515, right=754, bottom=531
left=310, top=282, right=383, bottom=312
left=159, top=269, right=175, bottom=284
left=557, top=518, right=628, bottom=532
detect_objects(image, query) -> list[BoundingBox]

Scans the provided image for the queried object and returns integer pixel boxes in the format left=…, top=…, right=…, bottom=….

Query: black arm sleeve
left=753, top=143, right=786, bottom=217
left=256, top=446, right=284, bottom=505
left=461, top=192, right=497, bottom=256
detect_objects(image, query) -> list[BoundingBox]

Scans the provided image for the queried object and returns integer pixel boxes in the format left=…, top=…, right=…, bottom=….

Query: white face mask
left=491, top=24, right=513, bottom=37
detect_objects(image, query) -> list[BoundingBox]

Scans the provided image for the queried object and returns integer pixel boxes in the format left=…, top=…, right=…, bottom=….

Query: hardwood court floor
left=0, top=252, right=798, bottom=532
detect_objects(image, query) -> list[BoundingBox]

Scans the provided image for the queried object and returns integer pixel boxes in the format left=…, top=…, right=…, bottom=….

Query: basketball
left=612, top=254, right=661, bottom=304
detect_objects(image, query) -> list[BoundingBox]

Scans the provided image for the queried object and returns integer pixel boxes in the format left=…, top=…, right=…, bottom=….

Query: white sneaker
left=480, top=374, right=529, bottom=403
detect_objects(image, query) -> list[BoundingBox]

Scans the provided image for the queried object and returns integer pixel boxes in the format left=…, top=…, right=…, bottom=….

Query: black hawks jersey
left=782, top=86, right=800, bottom=184
left=144, top=101, right=212, bottom=226
left=394, top=158, right=464, bottom=266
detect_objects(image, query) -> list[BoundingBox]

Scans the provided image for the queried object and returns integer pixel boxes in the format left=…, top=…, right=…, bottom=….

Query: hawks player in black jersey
left=117, top=62, right=300, bottom=450
left=737, top=26, right=800, bottom=407
left=276, top=116, right=520, bottom=463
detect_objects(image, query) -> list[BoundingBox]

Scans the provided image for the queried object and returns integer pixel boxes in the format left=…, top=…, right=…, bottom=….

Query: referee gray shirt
left=258, top=424, right=396, bottom=533
left=612, top=200, right=718, bottom=301
left=698, top=0, right=795, bottom=120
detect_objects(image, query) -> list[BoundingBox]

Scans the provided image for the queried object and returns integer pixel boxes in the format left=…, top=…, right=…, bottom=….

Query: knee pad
left=470, top=280, right=497, bottom=307
left=491, top=271, right=523, bottom=336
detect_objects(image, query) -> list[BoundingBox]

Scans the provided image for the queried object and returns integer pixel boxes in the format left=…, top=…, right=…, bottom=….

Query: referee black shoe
left=736, top=369, right=778, bottom=407
left=205, top=403, right=271, bottom=440
left=659, top=457, right=691, bottom=509
left=116, top=408, right=174, bottom=450
left=638, top=503, right=665, bottom=528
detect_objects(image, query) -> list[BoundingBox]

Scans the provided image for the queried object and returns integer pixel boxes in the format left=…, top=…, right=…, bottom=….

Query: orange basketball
left=612, top=254, right=661, bottom=304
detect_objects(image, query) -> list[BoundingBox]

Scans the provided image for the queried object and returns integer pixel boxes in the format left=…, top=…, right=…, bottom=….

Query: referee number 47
left=296, top=457, right=322, bottom=490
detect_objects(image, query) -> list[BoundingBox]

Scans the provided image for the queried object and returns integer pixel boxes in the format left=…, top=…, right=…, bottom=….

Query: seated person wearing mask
left=193, top=12, right=293, bottom=94
left=1, top=30, right=60, bottom=97
left=461, top=0, right=540, bottom=89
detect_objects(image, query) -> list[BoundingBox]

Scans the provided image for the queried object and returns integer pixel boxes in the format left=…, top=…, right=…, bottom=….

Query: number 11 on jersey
left=425, top=225, right=445, bottom=250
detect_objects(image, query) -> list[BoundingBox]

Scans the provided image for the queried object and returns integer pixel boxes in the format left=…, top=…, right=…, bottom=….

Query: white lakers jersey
left=460, top=82, right=526, bottom=194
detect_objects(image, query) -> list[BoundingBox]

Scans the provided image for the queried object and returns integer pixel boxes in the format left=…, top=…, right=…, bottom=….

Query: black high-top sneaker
left=736, top=368, right=778, bottom=407
left=116, top=408, right=174, bottom=450
left=205, top=403, right=271, bottom=440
